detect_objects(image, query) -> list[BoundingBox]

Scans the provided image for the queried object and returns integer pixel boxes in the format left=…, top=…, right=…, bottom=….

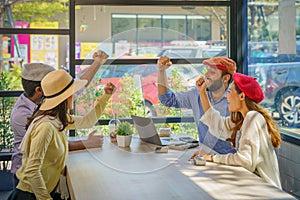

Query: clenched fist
left=157, top=56, right=172, bottom=71
left=104, top=82, right=116, bottom=95
left=93, top=50, right=109, bottom=65
left=196, top=77, right=208, bottom=94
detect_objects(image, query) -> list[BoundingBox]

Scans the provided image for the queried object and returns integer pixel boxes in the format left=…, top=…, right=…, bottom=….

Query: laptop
left=131, top=115, right=186, bottom=146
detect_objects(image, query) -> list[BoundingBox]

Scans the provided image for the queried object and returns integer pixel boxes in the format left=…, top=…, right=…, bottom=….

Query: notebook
left=131, top=115, right=186, bottom=146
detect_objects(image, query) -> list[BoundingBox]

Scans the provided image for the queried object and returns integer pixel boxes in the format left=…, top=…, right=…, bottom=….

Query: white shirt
left=201, top=108, right=282, bottom=189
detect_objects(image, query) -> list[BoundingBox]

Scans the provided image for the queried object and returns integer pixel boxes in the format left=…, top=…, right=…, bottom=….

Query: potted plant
left=116, top=122, right=133, bottom=147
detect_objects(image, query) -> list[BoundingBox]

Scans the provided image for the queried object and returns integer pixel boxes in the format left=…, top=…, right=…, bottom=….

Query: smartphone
left=155, top=146, right=168, bottom=153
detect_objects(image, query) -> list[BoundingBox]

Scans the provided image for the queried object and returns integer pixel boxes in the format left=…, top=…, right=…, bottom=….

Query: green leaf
left=116, top=122, right=133, bottom=136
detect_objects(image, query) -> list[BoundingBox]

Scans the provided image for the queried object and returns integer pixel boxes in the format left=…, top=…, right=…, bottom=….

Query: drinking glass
left=108, top=118, right=120, bottom=143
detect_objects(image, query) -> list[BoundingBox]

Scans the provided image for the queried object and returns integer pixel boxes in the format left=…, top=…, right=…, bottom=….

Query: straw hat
left=40, top=69, right=87, bottom=110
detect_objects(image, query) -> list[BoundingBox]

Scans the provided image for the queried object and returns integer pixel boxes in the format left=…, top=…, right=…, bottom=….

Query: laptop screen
left=131, top=115, right=163, bottom=145
left=131, top=115, right=187, bottom=147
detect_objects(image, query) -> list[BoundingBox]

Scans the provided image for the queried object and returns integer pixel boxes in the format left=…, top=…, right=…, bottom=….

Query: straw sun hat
left=40, top=69, right=87, bottom=110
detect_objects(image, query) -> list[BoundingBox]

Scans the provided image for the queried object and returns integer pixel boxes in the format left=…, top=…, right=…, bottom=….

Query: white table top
left=66, top=136, right=296, bottom=200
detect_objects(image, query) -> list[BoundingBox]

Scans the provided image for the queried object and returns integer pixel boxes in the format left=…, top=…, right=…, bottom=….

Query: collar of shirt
left=207, top=88, right=228, bottom=104
left=20, top=93, right=38, bottom=112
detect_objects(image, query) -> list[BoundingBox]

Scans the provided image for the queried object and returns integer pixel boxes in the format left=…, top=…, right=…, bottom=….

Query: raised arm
left=68, top=82, right=116, bottom=151
left=79, top=50, right=109, bottom=87
left=196, top=77, right=211, bottom=112
left=157, top=56, right=172, bottom=95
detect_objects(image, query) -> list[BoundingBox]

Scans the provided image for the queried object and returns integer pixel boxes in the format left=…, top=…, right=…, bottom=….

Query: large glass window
left=187, top=16, right=212, bottom=41
left=71, top=5, right=228, bottom=139
left=110, top=13, right=213, bottom=55
left=0, top=1, right=299, bottom=198
left=2, top=2, right=298, bottom=134
left=111, top=14, right=137, bottom=43
left=211, top=2, right=300, bottom=134
left=73, top=5, right=227, bottom=122
left=247, top=2, right=300, bottom=133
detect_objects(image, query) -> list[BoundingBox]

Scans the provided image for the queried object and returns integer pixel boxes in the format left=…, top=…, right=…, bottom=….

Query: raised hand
left=93, top=50, right=109, bottom=65
left=104, top=82, right=116, bottom=95
left=157, top=56, right=172, bottom=71
left=196, top=77, right=208, bottom=94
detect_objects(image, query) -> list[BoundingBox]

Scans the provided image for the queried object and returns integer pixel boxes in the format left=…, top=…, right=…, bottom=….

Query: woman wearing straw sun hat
left=8, top=69, right=116, bottom=200
left=191, top=72, right=282, bottom=190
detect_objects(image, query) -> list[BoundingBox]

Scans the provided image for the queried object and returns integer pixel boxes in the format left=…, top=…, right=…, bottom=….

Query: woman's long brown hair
left=226, top=84, right=281, bottom=148
left=26, top=99, right=74, bottom=131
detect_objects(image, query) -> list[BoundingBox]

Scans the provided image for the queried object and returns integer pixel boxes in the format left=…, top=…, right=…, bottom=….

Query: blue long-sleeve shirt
left=159, top=87, right=236, bottom=154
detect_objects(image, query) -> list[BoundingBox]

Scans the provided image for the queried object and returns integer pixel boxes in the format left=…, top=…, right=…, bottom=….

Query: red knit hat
left=233, top=73, right=264, bottom=103
left=203, top=56, right=236, bottom=75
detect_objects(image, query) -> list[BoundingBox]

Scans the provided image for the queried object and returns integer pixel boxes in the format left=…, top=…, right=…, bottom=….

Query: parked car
left=135, top=47, right=161, bottom=57
left=156, top=41, right=300, bottom=126
left=249, top=62, right=300, bottom=127
left=216, top=41, right=300, bottom=64
left=216, top=41, right=300, bottom=127
left=156, top=45, right=226, bottom=58
left=156, top=45, right=225, bottom=80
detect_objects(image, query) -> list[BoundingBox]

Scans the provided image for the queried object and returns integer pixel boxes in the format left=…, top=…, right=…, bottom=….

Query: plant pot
left=116, top=135, right=132, bottom=147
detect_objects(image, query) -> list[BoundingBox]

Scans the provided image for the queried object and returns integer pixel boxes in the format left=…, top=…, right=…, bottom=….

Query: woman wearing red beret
left=192, top=72, right=282, bottom=189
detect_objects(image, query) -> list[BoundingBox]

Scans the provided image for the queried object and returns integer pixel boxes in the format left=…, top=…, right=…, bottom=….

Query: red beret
left=203, top=56, right=236, bottom=75
left=233, top=73, right=264, bottom=103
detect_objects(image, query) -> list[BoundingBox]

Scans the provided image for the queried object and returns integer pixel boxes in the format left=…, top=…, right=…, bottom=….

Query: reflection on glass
left=72, top=5, right=228, bottom=126
left=1, top=1, right=69, bottom=29
left=75, top=61, right=203, bottom=118
left=247, top=2, right=300, bottom=131
left=75, top=5, right=227, bottom=59
left=1, top=34, right=69, bottom=70
left=109, top=118, right=121, bottom=143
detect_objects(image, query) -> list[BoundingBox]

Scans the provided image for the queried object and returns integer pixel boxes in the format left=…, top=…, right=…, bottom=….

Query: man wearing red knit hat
left=157, top=56, right=237, bottom=154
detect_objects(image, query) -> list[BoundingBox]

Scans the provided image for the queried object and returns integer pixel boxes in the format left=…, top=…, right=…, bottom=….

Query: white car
left=157, top=46, right=226, bottom=58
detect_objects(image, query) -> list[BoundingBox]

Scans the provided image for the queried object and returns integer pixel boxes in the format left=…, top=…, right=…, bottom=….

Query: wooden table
left=66, top=136, right=296, bottom=200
